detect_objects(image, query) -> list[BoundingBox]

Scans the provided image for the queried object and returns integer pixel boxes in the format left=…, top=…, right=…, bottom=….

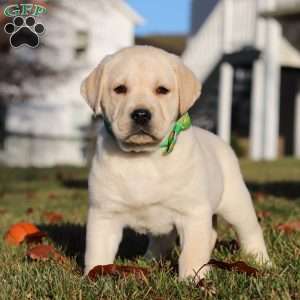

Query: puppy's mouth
left=124, top=129, right=159, bottom=145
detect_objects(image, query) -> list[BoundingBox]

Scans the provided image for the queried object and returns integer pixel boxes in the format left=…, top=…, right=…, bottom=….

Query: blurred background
left=0, top=0, right=299, bottom=167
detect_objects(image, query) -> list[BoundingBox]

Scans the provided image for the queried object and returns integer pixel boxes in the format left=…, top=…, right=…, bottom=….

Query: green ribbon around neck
left=103, top=112, right=192, bottom=155
left=160, top=112, right=192, bottom=154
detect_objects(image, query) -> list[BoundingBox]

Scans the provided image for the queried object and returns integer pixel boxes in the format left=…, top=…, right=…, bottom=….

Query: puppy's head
left=81, top=46, right=201, bottom=152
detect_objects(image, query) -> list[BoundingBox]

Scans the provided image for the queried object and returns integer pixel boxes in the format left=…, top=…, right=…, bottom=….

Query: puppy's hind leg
left=217, top=179, right=270, bottom=265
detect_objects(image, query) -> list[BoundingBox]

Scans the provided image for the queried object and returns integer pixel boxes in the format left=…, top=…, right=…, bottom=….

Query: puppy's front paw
left=244, top=248, right=272, bottom=267
left=179, top=264, right=211, bottom=282
left=254, top=253, right=273, bottom=268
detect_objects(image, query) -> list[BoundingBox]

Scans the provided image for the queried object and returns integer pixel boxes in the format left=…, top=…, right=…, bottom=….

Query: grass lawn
left=0, top=159, right=300, bottom=299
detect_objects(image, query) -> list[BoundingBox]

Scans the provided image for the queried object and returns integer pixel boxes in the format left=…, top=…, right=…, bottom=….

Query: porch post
left=217, top=0, right=233, bottom=143
left=250, top=6, right=266, bottom=160
left=217, top=63, right=234, bottom=142
left=262, top=1, right=282, bottom=160
left=250, top=61, right=265, bottom=160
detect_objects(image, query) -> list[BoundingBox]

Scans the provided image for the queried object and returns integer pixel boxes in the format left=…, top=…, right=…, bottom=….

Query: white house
left=183, top=0, right=300, bottom=160
left=0, top=0, right=143, bottom=166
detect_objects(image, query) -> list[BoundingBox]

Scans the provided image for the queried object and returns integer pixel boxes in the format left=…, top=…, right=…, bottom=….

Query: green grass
left=0, top=159, right=300, bottom=299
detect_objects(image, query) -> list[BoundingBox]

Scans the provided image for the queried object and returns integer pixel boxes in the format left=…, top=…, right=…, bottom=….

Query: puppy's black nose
left=131, top=109, right=152, bottom=126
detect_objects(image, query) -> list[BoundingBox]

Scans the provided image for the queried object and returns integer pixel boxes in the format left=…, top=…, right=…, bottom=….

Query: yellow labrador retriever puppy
left=81, top=46, right=270, bottom=280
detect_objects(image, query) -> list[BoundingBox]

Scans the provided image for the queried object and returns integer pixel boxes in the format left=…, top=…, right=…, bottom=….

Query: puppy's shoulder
left=192, top=126, right=226, bottom=147
left=192, top=126, right=237, bottom=161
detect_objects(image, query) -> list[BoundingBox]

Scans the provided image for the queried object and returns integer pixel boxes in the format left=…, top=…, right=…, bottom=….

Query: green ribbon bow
left=160, top=112, right=192, bottom=154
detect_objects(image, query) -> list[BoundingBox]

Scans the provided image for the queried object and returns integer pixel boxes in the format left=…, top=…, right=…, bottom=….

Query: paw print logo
left=4, top=16, right=45, bottom=48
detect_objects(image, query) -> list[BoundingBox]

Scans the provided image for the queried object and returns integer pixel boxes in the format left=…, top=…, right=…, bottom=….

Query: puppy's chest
left=91, top=149, right=203, bottom=233
left=119, top=170, right=169, bottom=204
left=102, top=154, right=194, bottom=206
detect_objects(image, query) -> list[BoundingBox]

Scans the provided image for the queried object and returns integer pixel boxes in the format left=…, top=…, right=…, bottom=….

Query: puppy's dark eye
left=156, top=86, right=170, bottom=95
left=114, top=85, right=127, bottom=94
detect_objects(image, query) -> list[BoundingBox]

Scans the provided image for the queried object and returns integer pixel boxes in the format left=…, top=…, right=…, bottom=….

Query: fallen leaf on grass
left=47, top=193, right=58, bottom=200
left=27, top=244, right=55, bottom=260
left=27, top=244, right=66, bottom=263
left=26, top=208, right=34, bottom=215
left=277, top=221, right=300, bottom=233
left=4, top=222, right=40, bottom=245
left=43, top=211, right=63, bottom=223
left=257, top=210, right=272, bottom=220
left=205, top=259, right=259, bottom=276
left=257, top=210, right=272, bottom=222
left=88, top=264, right=149, bottom=281
left=0, top=208, right=7, bottom=214
left=252, top=192, right=267, bottom=202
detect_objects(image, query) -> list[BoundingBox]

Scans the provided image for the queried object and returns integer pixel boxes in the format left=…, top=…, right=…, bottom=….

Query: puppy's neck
left=99, top=123, right=196, bottom=161
left=101, top=113, right=192, bottom=155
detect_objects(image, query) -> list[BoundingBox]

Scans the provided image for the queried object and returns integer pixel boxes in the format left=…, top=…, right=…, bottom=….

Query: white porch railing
left=183, top=0, right=257, bottom=82
left=183, top=0, right=300, bottom=160
left=182, top=1, right=223, bottom=82
left=231, top=0, right=256, bottom=51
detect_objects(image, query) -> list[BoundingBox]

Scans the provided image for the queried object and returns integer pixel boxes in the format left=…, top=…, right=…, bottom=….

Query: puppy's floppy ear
left=174, top=57, right=202, bottom=115
left=80, top=55, right=112, bottom=115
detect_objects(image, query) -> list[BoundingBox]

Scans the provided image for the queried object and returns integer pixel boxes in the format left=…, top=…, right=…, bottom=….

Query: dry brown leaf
left=88, top=264, right=149, bottom=281
left=43, top=211, right=63, bottom=223
left=277, top=221, right=300, bottom=233
left=0, top=208, right=7, bottom=214
left=26, top=208, right=34, bottom=215
left=27, top=244, right=55, bottom=260
left=47, top=193, right=58, bottom=200
left=257, top=210, right=272, bottom=222
left=27, top=244, right=66, bottom=263
left=257, top=210, right=271, bottom=218
left=253, top=192, right=267, bottom=202
left=4, top=222, right=40, bottom=245
left=206, top=259, right=259, bottom=276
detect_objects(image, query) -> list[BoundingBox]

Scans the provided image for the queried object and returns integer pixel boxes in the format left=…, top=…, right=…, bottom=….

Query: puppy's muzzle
left=123, top=108, right=158, bottom=146
left=130, top=109, right=152, bottom=126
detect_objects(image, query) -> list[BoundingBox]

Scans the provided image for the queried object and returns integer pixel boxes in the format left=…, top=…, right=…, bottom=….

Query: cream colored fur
left=81, top=46, right=270, bottom=280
